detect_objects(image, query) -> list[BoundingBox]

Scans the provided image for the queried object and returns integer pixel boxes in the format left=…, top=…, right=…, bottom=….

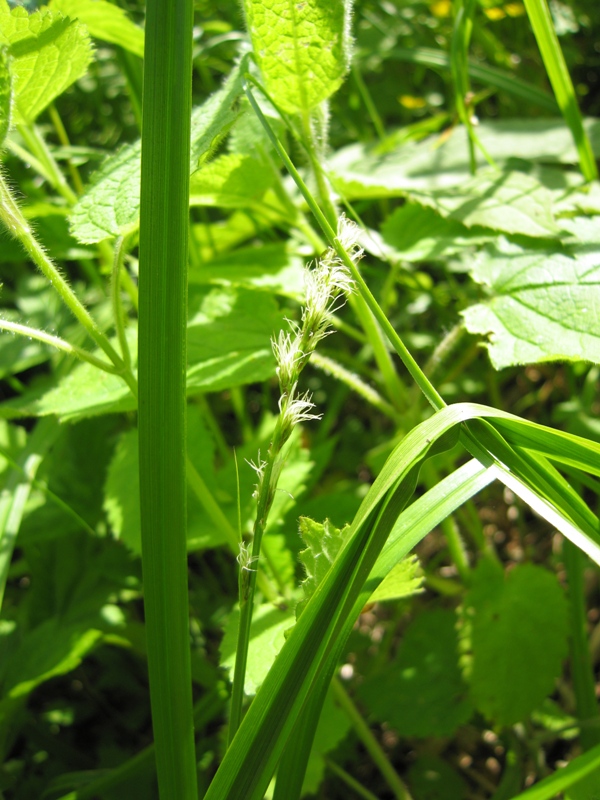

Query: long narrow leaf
left=137, top=1, right=197, bottom=797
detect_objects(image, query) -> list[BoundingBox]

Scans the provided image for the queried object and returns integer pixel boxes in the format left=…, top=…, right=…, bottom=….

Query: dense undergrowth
left=0, top=0, right=600, bottom=798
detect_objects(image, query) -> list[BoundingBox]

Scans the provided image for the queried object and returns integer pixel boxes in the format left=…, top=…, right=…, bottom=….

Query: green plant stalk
left=351, top=62, right=386, bottom=141
left=311, top=351, right=399, bottom=421
left=522, top=0, right=598, bottom=182
left=0, top=319, right=121, bottom=374
left=324, top=757, right=381, bottom=800
left=0, top=173, right=137, bottom=396
left=16, top=123, right=78, bottom=205
left=0, top=418, right=59, bottom=610
left=137, top=0, right=197, bottom=797
left=111, top=235, right=134, bottom=371
left=390, top=47, right=558, bottom=112
left=331, top=677, right=412, bottom=800
left=48, top=103, right=85, bottom=195
left=244, top=82, right=445, bottom=413
left=563, top=540, right=600, bottom=750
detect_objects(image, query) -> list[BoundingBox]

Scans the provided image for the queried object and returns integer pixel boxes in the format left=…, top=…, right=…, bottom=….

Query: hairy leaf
left=70, top=61, right=246, bottom=242
left=0, top=46, right=11, bottom=148
left=49, top=0, right=144, bottom=57
left=0, top=0, right=92, bottom=123
left=462, top=236, right=600, bottom=368
left=243, top=0, right=352, bottom=114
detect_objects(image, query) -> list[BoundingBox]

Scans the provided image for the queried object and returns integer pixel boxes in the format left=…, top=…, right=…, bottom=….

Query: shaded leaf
left=407, top=169, right=559, bottom=238
left=358, top=609, right=473, bottom=737
left=189, top=152, right=274, bottom=208
left=458, top=559, right=568, bottom=727
left=407, top=756, right=469, bottom=800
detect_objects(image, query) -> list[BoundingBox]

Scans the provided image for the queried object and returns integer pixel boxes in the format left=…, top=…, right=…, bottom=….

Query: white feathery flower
left=272, top=330, right=302, bottom=389
left=246, top=452, right=267, bottom=498
left=279, top=390, right=322, bottom=426
left=336, top=214, right=364, bottom=260
left=237, top=541, right=259, bottom=572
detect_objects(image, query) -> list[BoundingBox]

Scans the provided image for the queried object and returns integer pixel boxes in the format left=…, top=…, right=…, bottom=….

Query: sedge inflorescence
left=238, top=216, right=361, bottom=571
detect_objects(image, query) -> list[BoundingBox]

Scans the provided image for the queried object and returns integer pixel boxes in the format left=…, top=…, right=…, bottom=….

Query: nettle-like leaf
left=189, top=153, right=274, bottom=208
left=220, top=602, right=296, bottom=696
left=188, top=242, right=305, bottom=298
left=380, top=203, right=494, bottom=263
left=49, top=0, right=144, bottom=58
left=462, top=236, right=600, bottom=368
left=458, top=559, right=568, bottom=727
left=0, top=46, right=11, bottom=148
left=70, top=60, right=246, bottom=243
left=0, top=284, right=283, bottom=422
left=358, top=609, right=473, bottom=737
left=406, top=169, right=559, bottom=238
left=0, top=618, right=102, bottom=704
left=242, top=0, right=352, bottom=115
left=296, top=517, right=350, bottom=619
left=368, top=555, right=423, bottom=604
left=0, top=0, right=92, bottom=124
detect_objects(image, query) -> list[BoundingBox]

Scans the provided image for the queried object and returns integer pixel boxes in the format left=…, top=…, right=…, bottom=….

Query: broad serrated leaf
left=186, top=285, right=284, bottom=394
left=0, top=0, right=92, bottom=124
left=380, top=203, right=493, bottom=262
left=296, top=517, right=350, bottom=619
left=0, top=618, right=102, bottom=701
left=189, top=153, right=274, bottom=208
left=0, top=285, right=283, bottom=421
left=367, top=554, right=423, bottom=603
left=0, top=46, right=11, bottom=148
left=220, top=601, right=296, bottom=695
left=407, top=169, right=559, bottom=238
left=458, top=559, right=568, bottom=727
left=70, top=61, right=246, bottom=243
left=357, top=609, right=473, bottom=737
left=329, top=119, right=600, bottom=200
left=188, top=242, right=305, bottom=297
left=461, top=236, right=600, bottom=368
left=49, top=0, right=144, bottom=57
left=243, top=0, right=352, bottom=114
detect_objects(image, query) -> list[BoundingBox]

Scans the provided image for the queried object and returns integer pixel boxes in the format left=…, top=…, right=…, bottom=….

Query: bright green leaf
left=243, top=0, right=352, bottom=115
left=189, top=153, right=274, bottom=208
left=0, top=46, right=11, bottom=148
left=69, top=62, right=246, bottom=243
left=220, top=601, right=296, bottom=695
left=368, top=554, right=423, bottom=603
left=0, top=0, right=92, bottom=124
left=296, top=517, right=350, bottom=619
left=358, top=609, right=473, bottom=737
left=459, top=559, right=568, bottom=727
left=49, top=0, right=144, bottom=58
left=380, top=203, right=493, bottom=262
left=188, top=242, right=305, bottom=298
left=462, top=236, right=600, bottom=368
left=407, top=169, right=559, bottom=238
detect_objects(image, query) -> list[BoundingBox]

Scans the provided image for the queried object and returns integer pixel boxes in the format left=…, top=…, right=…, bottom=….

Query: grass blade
left=137, top=1, right=197, bottom=797
left=522, top=0, right=598, bottom=181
